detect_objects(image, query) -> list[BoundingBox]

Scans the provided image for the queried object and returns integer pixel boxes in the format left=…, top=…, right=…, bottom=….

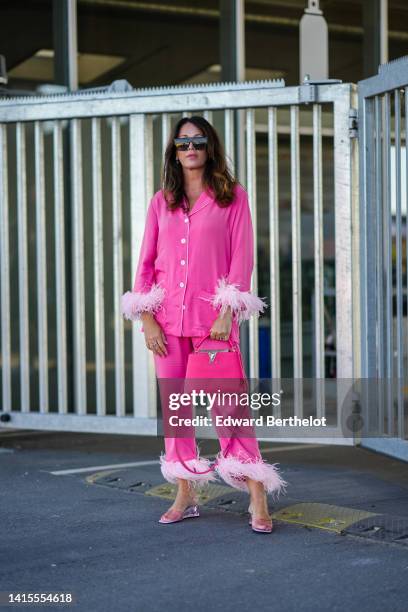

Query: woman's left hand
left=210, top=309, right=233, bottom=341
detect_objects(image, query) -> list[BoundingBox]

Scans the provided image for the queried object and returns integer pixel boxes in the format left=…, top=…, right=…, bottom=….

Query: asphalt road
left=1, top=431, right=408, bottom=612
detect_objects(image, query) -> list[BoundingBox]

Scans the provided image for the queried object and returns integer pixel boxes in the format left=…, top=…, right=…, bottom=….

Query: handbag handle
left=194, top=331, right=237, bottom=352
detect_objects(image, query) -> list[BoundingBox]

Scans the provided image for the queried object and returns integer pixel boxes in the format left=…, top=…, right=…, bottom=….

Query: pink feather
left=210, top=276, right=268, bottom=324
left=160, top=452, right=219, bottom=486
left=215, top=451, right=288, bottom=500
left=121, top=283, right=165, bottom=321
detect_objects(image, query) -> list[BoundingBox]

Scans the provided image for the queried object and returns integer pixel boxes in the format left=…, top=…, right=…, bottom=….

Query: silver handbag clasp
left=197, top=348, right=230, bottom=364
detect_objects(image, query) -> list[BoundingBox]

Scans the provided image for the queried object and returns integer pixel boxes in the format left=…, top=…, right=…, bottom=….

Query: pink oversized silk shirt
left=121, top=183, right=267, bottom=342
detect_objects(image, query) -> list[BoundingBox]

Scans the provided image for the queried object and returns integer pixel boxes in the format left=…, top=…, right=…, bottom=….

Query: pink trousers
left=153, top=334, right=287, bottom=499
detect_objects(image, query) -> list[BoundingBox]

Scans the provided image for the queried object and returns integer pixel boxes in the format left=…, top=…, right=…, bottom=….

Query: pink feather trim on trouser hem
left=215, top=451, right=288, bottom=500
left=159, top=453, right=219, bottom=487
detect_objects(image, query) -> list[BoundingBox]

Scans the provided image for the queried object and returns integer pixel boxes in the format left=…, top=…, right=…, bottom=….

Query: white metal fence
left=0, top=79, right=358, bottom=440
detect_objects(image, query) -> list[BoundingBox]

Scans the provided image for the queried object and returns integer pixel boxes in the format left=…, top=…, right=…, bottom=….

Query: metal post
left=53, top=0, right=78, bottom=90
left=219, top=0, right=246, bottom=182
left=219, top=0, right=249, bottom=371
left=52, top=0, right=79, bottom=413
left=363, top=0, right=388, bottom=78
left=299, top=0, right=329, bottom=82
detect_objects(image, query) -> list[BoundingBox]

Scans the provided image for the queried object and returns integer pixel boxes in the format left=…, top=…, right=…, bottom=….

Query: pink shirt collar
left=182, top=186, right=215, bottom=217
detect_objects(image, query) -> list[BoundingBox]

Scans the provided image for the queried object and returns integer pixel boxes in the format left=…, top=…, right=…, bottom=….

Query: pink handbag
left=186, top=332, right=247, bottom=381
left=175, top=332, right=249, bottom=476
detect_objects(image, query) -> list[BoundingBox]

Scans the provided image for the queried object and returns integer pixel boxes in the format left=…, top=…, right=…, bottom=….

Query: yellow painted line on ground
left=272, top=503, right=380, bottom=533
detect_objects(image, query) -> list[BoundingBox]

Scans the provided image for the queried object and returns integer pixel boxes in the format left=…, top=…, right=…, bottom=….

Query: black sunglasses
left=174, top=136, right=208, bottom=151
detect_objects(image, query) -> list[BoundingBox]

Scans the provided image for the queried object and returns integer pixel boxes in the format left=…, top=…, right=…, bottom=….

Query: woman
left=121, top=116, right=287, bottom=533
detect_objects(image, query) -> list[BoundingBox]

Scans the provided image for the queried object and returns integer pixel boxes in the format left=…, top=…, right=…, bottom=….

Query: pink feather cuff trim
left=121, top=283, right=165, bottom=321
left=210, top=277, right=268, bottom=324
left=160, top=453, right=219, bottom=486
left=215, top=452, right=288, bottom=500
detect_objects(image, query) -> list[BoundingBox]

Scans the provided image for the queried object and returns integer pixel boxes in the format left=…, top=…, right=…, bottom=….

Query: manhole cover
left=272, top=503, right=378, bottom=533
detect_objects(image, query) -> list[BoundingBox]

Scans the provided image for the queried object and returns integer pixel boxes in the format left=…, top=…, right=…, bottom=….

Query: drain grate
left=344, top=515, right=408, bottom=545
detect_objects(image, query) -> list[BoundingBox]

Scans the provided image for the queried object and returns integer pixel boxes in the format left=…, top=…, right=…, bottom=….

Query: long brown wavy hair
left=162, top=115, right=238, bottom=210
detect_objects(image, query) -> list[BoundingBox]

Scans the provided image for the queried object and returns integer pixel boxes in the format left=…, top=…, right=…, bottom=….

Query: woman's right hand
left=140, top=313, right=168, bottom=357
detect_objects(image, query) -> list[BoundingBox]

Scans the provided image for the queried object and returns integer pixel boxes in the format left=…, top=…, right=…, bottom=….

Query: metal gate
left=0, top=79, right=358, bottom=440
left=358, top=56, right=408, bottom=460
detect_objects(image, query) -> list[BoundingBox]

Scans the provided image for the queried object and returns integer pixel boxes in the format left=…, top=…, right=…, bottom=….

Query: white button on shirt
left=184, top=218, right=189, bottom=223
left=181, top=238, right=186, bottom=244
left=181, top=260, right=185, bottom=265
left=179, top=282, right=185, bottom=288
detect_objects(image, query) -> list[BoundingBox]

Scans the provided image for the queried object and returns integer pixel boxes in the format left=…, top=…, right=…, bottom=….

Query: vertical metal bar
left=53, top=121, right=68, bottom=414
left=350, top=85, right=361, bottom=392
left=111, top=117, right=125, bottom=416
left=383, top=92, right=394, bottom=434
left=146, top=115, right=154, bottom=412
left=358, top=91, right=372, bottom=439
left=34, top=121, right=49, bottom=413
left=70, top=118, right=87, bottom=414
left=246, top=109, right=259, bottom=379
left=203, top=110, right=213, bottom=124
left=290, top=105, right=303, bottom=416
left=224, top=109, right=235, bottom=176
left=92, top=118, right=106, bottom=416
left=268, top=107, right=281, bottom=382
left=403, top=85, right=408, bottom=440
left=129, top=114, right=155, bottom=418
left=350, top=87, right=361, bottom=386
left=0, top=124, right=11, bottom=413
left=161, top=113, right=170, bottom=159
left=236, top=110, right=246, bottom=188
left=313, top=104, right=325, bottom=418
left=211, top=0, right=247, bottom=376
left=16, top=122, right=30, bottom=412
left=375, top=95, right=385, bottom=434
left=394, top=89, right=404, bottom=437
left=335, top=87, right=358, bottom=433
